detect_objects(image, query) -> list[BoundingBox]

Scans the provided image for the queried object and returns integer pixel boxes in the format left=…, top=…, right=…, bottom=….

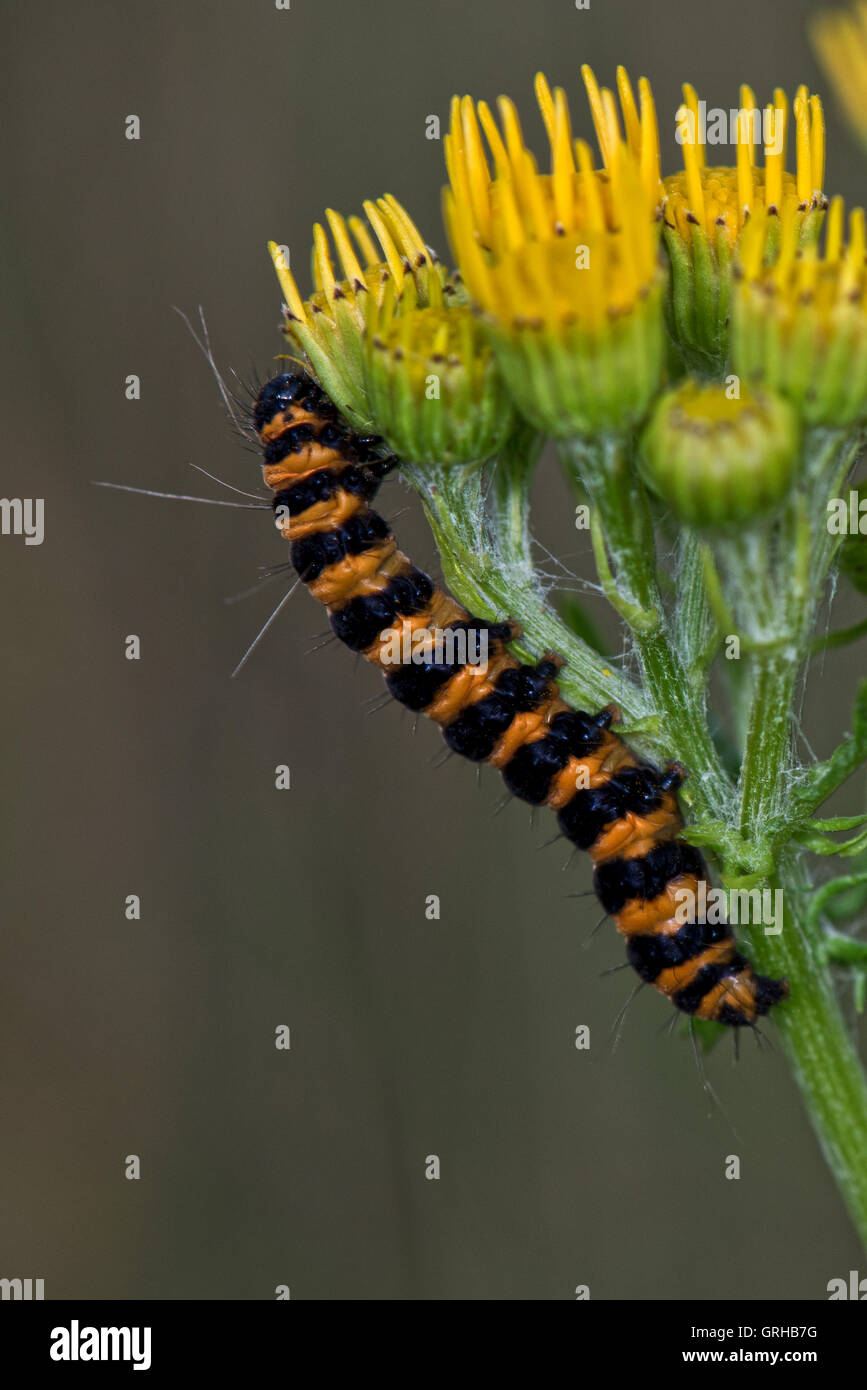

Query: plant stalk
left=401, top=424, right=867, bottom=1249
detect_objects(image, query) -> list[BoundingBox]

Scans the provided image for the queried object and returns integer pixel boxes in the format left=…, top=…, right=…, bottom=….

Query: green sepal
left=661, top=222, right=729, bottom=377
left=487, top=285, right=666, bottom=439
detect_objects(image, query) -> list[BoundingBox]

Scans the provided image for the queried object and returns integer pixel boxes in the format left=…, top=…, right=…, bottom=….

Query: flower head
left=662, top=82, right=826, bottom=372
left=442, top=70, right=665, bottom=437
left=268, top=196, right=445, bottom=431
left=364, top=278, right=516, bottom=466
left=812, top=1, right=867, bottom=151
left=638, top=379, right=800, bottom=528
left=732, top=196, right=867, bottom=427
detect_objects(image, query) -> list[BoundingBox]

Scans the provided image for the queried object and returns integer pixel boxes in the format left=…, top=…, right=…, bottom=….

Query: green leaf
left=678, top=821, right=755, bottom=873
left=806, top=870, right=867, bottom=930
left=825, top=854, right=867, bottom=925
left=802, top=815, right=867, bottom=833
left=616, top=714, right=664, bottom=740
left=821, top=934, right=867, bottom=967
left=810, top=616, right=867, bottom=653
left=819, top=933, right=867, bottom=1012
left=789, top=681, right=867, bottom=819
left=678, top=819, right=727, bottom=846
left=794, top=822, right=867, bottom=857
left=723, top=869, right=773, bottom=890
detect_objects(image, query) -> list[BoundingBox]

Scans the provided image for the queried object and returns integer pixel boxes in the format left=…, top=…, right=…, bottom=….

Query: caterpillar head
left=253, top=372, right=336, bottom=439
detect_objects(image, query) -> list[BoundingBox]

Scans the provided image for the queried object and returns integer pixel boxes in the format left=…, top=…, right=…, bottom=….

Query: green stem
left=560, top=436, right=732, bottom=822
left=675, top=531, right=719, bottom=689
left=727, top=431, right=862, bottom=847
left=731, top=427, right=867, bottom=1245
left=738, top=652, right=798, bottom=836
left=402, top=460, right=659, bottom=739
left=746, top=858, right=867, bottom=1248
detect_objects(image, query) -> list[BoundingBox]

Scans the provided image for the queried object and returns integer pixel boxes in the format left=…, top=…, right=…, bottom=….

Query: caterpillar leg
left=658, top=762, right=687, bottom=792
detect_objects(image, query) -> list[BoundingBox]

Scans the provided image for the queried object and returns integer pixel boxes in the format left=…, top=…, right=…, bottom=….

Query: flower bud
left=364, top=290, right=515, bottom=465
left=638, top=379, right=800, bottom=528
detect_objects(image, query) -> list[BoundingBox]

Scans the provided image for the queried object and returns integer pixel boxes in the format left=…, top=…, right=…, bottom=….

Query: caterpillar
left=255, top=370, right=789, bottom=1029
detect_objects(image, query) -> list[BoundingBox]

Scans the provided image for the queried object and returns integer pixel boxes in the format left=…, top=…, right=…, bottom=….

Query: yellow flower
left=812, top=1, right=867, bottom=149
left=268, top=195, right=445, bottom=430
left=661, top=82, right=826, bottom=372
left=732, top=196, right=867, bottom=426
left=665, top=83, right=825, bottom=242
left=442, top=69, right=665, bottom=436
left=364, top=280, right=517, bottom=466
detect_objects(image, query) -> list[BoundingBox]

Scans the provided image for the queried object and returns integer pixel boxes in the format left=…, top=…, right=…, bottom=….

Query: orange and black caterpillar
left=254, top=371, right=789, bottom=1029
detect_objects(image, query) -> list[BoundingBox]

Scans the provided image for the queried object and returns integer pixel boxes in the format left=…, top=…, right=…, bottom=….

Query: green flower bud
left=638, top=379, right=800, bottom=528
left=364, top=290, right=516, bottom=465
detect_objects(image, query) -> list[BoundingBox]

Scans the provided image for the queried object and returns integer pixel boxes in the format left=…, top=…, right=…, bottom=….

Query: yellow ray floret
left=738, top=195, right=867, bottom=325
left=266, top=195, right=444, bottom=431
left=268, top=195, right=438, bottom=329
left=577, top=64, right=662, bottom=209
left=443, top=73, right=661, bottom=334
left=664, top=83, right=826, bottom=247
left=733, top=195, right=867, bottom=426
left=812, top=1, right=867, bottom=143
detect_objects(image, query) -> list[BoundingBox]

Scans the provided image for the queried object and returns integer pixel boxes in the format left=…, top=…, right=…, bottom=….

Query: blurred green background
left=3, top=0, right=867, bottom=1299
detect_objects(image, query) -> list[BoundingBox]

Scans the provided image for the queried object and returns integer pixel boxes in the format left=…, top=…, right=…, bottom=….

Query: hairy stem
left=728, top=427, right=867, bottom=1244
left=401, top=461, right=658, bottom=736
left=749, top=857, right=867, bottom=1247
left=560, top=436, right=732, bottom=822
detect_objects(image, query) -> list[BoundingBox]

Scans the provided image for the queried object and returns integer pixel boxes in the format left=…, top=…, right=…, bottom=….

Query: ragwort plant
left=267, top=61, right=867, bottom=1246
